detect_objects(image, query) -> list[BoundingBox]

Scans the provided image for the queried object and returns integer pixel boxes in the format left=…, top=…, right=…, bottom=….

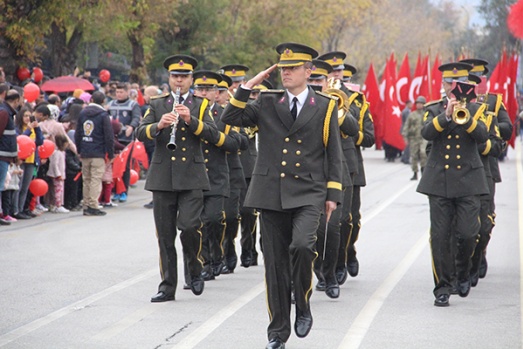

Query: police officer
left=460, top=58, right=514, bottom=278
left=222, top=43, right=343, bottom=349
left=136, top=55, right=224, bottom=302
left=308, top=59, right=359, bottom=299
left=192, top=71, right=244, bottom=280
left=402, top=96, right=428, bottom=180
left=417, top=62, right=489, bottom=307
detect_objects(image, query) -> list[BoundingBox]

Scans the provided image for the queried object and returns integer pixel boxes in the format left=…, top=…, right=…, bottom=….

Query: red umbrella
left=41, top=76, right=94, bottom=93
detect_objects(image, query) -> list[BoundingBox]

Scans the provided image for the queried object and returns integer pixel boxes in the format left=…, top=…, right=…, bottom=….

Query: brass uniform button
left=281, top=161, right=287, bottom=166
left=238, top=151, right=242, bottom=155
left=456, top=145, right=460, bottom=149
left=205, top=149, right=209, bottom=154
left=297, top=139, right=302, bottom=144
left=445, top=165, right=449, bottom=170
left=280, top=173, right=285, bottom=178
left=455, top=135, right=460, bottom=139
left=283, top=149, right=288, bottom=154
left=296, top=150, right=301, bottom=155
left=204, top=159, right=208, bottom=163
left=182, top=157, right=187, bottom=162
left=456, top=155, right=461, bottom=159
left=204, top=140, right=209, bottom=144
left=284, top=137, right=290, bottom=142
left=457, top=165, right=461, bottom=170
left=181, top=127, right=186, bottom=131
left=446, top=145, right=451, bottom=150
left=182, top=147, right=186, bottom=152
left=294, top=175, right=299, bottom=179
left=181, top=137, right=186, bottom=141
left=447, top=135, right=452, bottom=139
left=171, top=156, right=176, bottom=161
left=206, top=168, right=209, bottom=172
left=445, top=155, right=450, bottom=159
left=295, top=163, right=301, bottom=167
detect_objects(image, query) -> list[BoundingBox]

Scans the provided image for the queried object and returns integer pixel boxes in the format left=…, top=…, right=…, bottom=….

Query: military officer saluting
left=192, top=71, right=244, bottom=280
left=222, top=43, right=343, bottom=349
left=136, top=55, right=223, bottom=302
left=417, top=62, right=489, bottom=307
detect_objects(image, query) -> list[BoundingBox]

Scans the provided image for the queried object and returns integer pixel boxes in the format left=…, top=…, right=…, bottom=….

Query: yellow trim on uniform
left=224, top=70, right=246, bottom=78
left=470, top=65, right=485, bottom=73
left=495, top=94, right=502, bottom=115
left=324, top=58, right=344, bottom=67
left=279, top=51, right=313, bottom=63
left=219, top=211, right=226, bottom=255
left=194, top=120, right=204, bottom=136
left=230, top=97, right=247, bottom=109
left=442, top=69, right=468, bottom=78
left=432, top=117, right=444, bottom=132
left=168, top=62, right=193, bottom=72
left=145, top=124, right=154, bottom=140
left=196, top=224, right=204, bottom=267
left=311, top=67, right=329, bottom=77
left=466, top=118, right=478, bottom=133
left=216, top=132, right=226, bottom=147
left=194, top=77, right=219, bottom=85
left=485, top=111, right=493, bottom=130
left=304, top=252, right=318, bottom=305
left=356, top=131, right=364, bottom=145
left=199, top=98, right=209, bottom=121
left=482, top=139, right=492, bottom=155
left=343, top=70, right=353, bottom=78
left=423, top=111, right=429, bottom=122
left=327, top=181, right=342, bottom=190
left=429, top=235, right=440, bottom=284
left=323, top=99, right=336, bottom=147
left=224, top=124, right=232, bottom=135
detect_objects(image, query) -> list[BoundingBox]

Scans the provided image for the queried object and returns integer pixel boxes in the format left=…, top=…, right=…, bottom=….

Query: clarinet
left=166, top=87, right=181, bottom=151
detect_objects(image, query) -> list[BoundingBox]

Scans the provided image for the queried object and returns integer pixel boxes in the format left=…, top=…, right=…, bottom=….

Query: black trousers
left=261, top=206, right=320, bottom=342
left=315, top=189, right=344, bottom=283
left=471, top=176, right=495, bottom=274
left=240, top=178, right=258, bottom=263
left=337, top=183, right=355, bottom=268
left=429, top=195, right=480, bottom=297
left=223, top=188, right=241, bottom=270
left=346, top=185, right=361, bottom=263
left=152, top=190, right=204, bottom=296
left=201, top=195, right=226, bottom=267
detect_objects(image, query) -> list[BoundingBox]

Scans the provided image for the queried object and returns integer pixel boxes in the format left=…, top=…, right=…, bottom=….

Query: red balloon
left=23, top=82, right=40, bottom=103
left=17, top=135, right=36, bottom=160
left=99, top=69, right=111, bottom=83
left=29, top=179, right=48, bottom=197
left=37, top=139, right=55, bottom=159
left=130, top=169, right=139, bottom=185
left=17, top=67, right=31, bottom=81
left=32, top=67, right=44, bottom=83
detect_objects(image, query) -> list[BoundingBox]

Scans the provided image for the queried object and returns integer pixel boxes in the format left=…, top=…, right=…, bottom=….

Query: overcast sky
left=432, top=0, right=485, bottom=26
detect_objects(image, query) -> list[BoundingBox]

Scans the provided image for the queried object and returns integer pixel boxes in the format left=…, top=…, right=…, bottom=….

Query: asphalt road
left=0, top=143, right=521, bottom=349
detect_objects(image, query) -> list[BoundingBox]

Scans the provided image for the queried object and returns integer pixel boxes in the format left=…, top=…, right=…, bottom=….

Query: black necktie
left=179, top=96, right=184, bottom=105
left=291, top=97, right=298, bottom=120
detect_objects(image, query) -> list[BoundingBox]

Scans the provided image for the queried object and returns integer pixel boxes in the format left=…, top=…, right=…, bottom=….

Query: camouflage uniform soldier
left=402, top=96, right=428, bottom=180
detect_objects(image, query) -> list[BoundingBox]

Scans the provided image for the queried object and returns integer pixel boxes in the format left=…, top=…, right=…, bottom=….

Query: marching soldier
left=308, top=59, right=359, bottom=298
left=192, top=71, right=244, bottom=280
left=222, top=64, right=260, bottom=268
left=318, top=52, right=374, bottom=283
left=402, top=96, right=428, bottom=180
left=136, top=55, right=223, bottom=302
left=222, top=43, right=343, bottom=349
left=460, top=58, right=514, bottom=278
left=216, top=74, right=233, bottom=107
left=417, top=62, right=489, bottom=307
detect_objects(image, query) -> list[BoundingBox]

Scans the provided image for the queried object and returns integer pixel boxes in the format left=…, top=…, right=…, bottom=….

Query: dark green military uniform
left=137, top=86, right=223, bottom=299
left=222, top=80, right=343, bottom=342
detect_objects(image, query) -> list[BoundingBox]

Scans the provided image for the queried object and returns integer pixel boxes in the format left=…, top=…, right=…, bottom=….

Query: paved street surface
left=1, top=143, right=522, bottom=349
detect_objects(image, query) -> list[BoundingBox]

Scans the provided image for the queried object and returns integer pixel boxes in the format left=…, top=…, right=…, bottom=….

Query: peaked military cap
left=163, top=55, right=198, bottom=74
left=317, top=51, right=347, bottom=70
left=460, top=58, right=489, bottom=75
left=218, top=74, right=233, bottom=91
left=253, top=79, right=274, bottom=91
left=220, top=64, right=249, bottom=82
left=275, top=43, right=318, bottom=67
left=439, top=62, right=473, bottom=83
left=193, top=71, right=222, bottom=87
left=310, top=60, right=333, bottom=79
left=467, top=74, right=482, bottom=84
left=343, top=64, right=358, bottom=81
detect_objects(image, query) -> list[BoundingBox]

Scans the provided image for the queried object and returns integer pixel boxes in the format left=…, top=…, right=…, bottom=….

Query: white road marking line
left=516, top=141, right=523, bottom=349
left=170, top=282, right=265, bottom=349
left=337, top=234, right=427, bottom=349
left=338, top=181, right=426, bottom=349
left=91, top=303, right=160, bottom=341
left=0, top=269, right=158, bottom=347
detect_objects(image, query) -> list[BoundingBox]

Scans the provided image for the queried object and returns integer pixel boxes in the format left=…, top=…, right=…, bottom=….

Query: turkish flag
left=396, top=53, right=411, bottom=108
left=362, top=62, right=382, bottom=149
left=430, top=54, right=442, bottom=101
left=409, top=54, right=430, bottom=103
left=382, top=58, right=405, bottom=151
left=506, top=53, right=520, bottom=147
left=489, top=50, right=507, bottom=95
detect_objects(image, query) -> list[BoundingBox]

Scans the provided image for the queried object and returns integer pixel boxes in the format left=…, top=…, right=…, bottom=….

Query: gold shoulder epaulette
left=315, top=90, right=339, bottom=100
left=424, top=98, right=443, bottom=108
left=151, top=93, right=169, bottom=100
left=260, top=89, right=285, bottom=93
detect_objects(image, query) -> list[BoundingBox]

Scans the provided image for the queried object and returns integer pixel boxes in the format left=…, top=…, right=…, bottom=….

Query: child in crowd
left=64, top=146, right=82, bottom=211
left=100, top=119, right=125, bottom=207
left=47, top=135, right=69, bottom=213
left=1, top=160, right=23, bottom=222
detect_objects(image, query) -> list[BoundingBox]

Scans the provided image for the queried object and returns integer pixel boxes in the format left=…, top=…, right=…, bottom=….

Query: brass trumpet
left=450, top=81, right=476, bottom=125
left=452, top=99, right=470, bottom=125
left=325, top=78, right=350, bottom=122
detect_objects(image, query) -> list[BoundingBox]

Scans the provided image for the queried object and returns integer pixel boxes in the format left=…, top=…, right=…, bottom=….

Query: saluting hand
left=244, top=64, right=278, bottom=90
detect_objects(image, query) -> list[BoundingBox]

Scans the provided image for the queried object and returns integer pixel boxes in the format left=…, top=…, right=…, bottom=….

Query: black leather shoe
left=325, top=282, right=340, bottom=299
left=151, top=291, right=174, bottom=302
left=211, top=262, right=223, bottom=277
left=294, top=308, right=313, bottom=338
left=470, top=271, right=479, bottom=287
left=315, top=279, right=326, bottom=291
left=479, top=254, right=488, bottom=278
left=434, top=294, right=449, bottom=307
left=251, top=253, right=258, bottom=266
left=190, top=275, right=205, bottom=296
left=458, top=279, right=471, bottom=298
left=220, top=264, right=231, bottom=274
left=410, top=172, right=418, bottom=180
left=265, top=338, right=285, bottom=349
left=335, top=266, right=348, bottom=285
left=347, top=259, right=359, bottom=277
left=201, top=269, right=215, bottom=281
left=240, top=257, right=252, bottom=268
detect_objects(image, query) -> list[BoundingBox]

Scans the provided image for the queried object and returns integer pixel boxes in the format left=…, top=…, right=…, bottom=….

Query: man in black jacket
left=75, top=91, right=114, bottom=216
